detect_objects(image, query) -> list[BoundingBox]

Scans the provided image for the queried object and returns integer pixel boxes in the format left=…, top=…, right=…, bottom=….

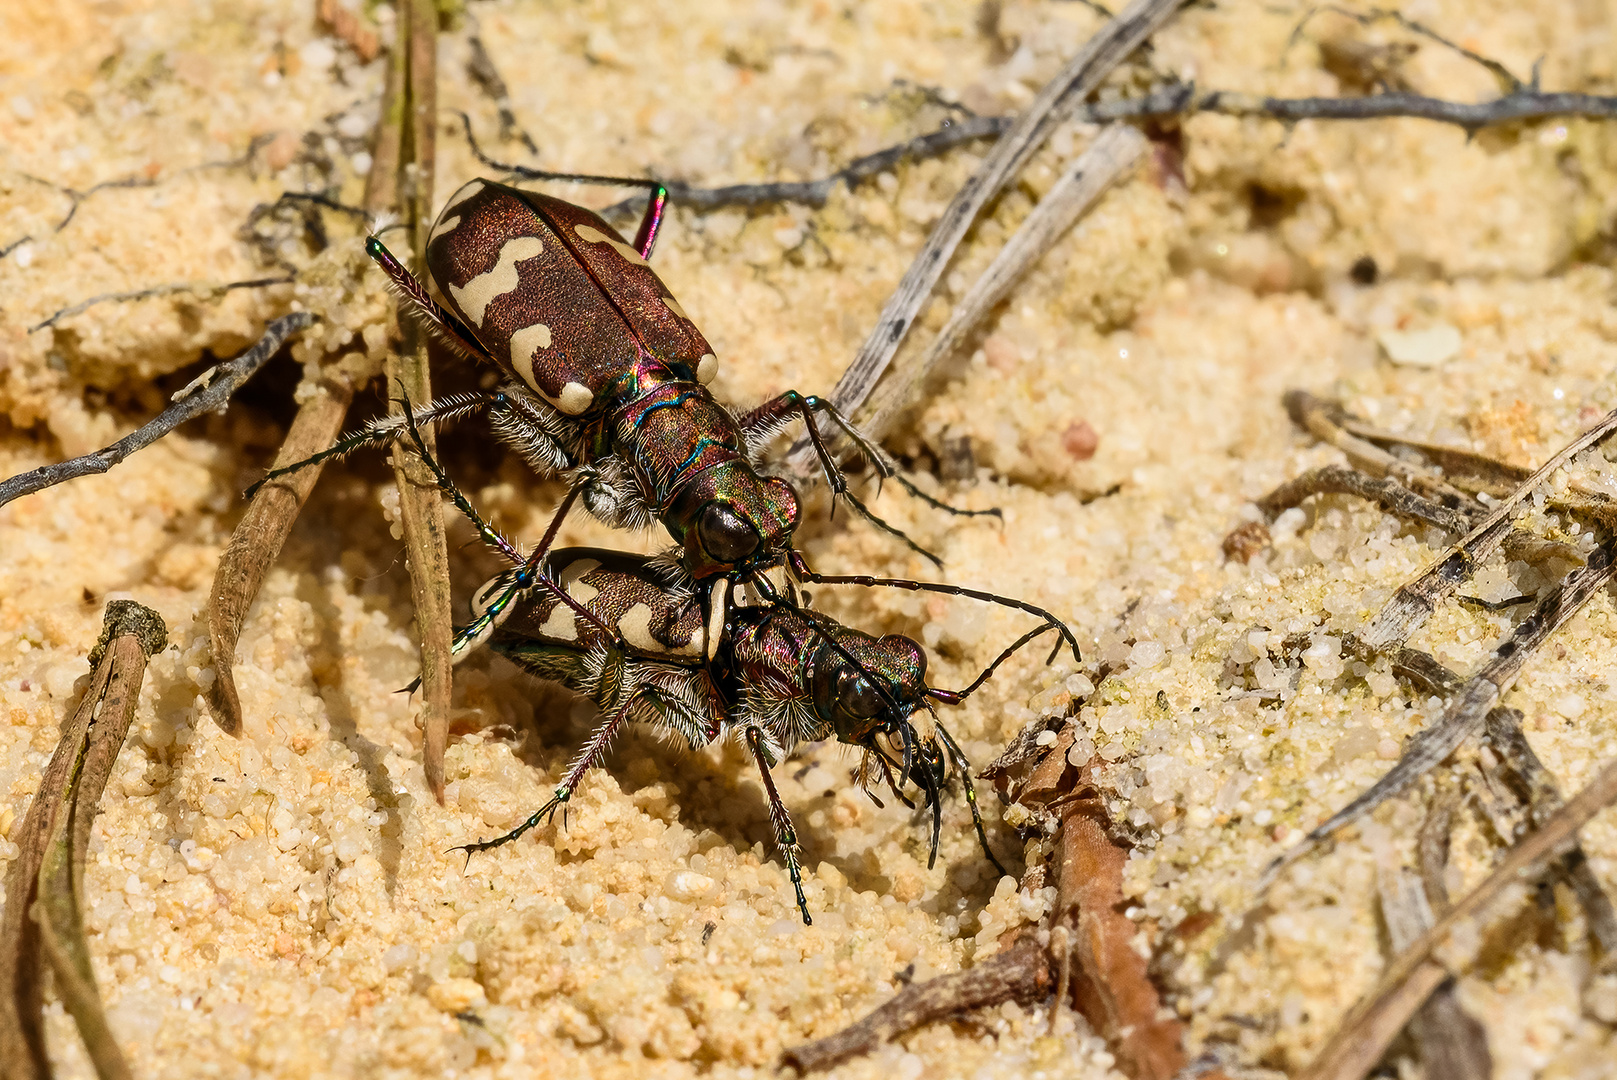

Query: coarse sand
left=3, top=1, right=1617, bottom=1077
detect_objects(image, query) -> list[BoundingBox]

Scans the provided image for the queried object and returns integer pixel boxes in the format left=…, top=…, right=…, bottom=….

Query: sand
left=3, top=1, right=1617, bottom=1076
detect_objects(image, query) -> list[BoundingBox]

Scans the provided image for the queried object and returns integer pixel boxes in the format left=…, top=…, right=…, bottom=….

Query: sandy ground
left=3, top=1, right=1617, bottom=1077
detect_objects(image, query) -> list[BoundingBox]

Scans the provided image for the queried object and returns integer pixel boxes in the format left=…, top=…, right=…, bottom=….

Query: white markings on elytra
left=538, top=603, right=578, bottom=641
left=441, top=180, right=486, bottom=214
left=618, top=604, right=661, bottom=652
left=705, top=580, right=728, bottom=662
left=555, top=382, right=594, bottom=415
left=696, top=353, right=718, bottom=385
left=559, top=559, right=601, bottom=604
left=574, top=223, right=648, bottom=266
left=662, top=294, right=688, bottom=319
left=508, top=323, right=553, bottom=390
left=430, top=214, right=462, bottom=243
left=449, top=236, right=543, bottom=327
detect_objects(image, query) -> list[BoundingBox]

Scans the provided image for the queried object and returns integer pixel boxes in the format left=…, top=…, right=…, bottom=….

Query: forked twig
left=0, top=602, right=168, bottom=1080
left=0, top=313, right=312, bottom=509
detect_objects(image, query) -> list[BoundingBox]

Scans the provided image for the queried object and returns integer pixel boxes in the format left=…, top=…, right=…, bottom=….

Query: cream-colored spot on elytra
left=574, top=223, right=648, bottom=266
left=558, top=559, right=601, bottom=604
left=704, top=580, right=728, bottom=662
left=537, top=603, right=577, bottom=641
left=696, top=352, right=718, bottom=385
left=449, top=235, right=543, bottom=326
left=555, top=382, right=593, bottom=415
left=440, top=179, right=486, bottom=214
left=508, top=323, right=553, bottom=390
left=430, top=214, right=462, bottom=243
left=618, top=603, right=664, bottom=653
left=662, top=294, right=688, bottom=319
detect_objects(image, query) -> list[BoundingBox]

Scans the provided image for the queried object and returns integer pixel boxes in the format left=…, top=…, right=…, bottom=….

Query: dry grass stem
left=1, top=602, right=168, bottom=1080
left=858, top=125, right=1148, bottom=442
left=1301, top=754, right=1617, bottom=1080
left=786, top=0, right=1183, bottom=470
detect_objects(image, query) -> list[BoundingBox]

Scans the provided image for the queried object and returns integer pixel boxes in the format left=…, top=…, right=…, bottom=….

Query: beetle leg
left=455, top=687, right=643, bottom=860
left=934, top=721, right=1008, bottom=877
left=787, top=549, right=1082, bottom=666
left=245, top=390, right=499, bottom=497
left=388, top=410, right=627, bottom=660
left=744, top=725, right=812, bottom=925
left=366, top=236, right=497, bottom=364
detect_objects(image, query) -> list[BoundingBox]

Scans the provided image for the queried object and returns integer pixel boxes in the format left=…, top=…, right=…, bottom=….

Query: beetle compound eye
left=697, top=503, right=759, bottom=564
left=838, top=672, right=884, bottom=719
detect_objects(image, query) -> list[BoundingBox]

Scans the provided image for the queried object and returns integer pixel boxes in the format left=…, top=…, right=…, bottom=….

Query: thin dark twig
left=28, top=276, right=294, bottom=334
left=458, top=110, right=1011, bottom=213
left=781, top=936, right=1053, bottom=1073
left=0, top=313, right=314, bottom=509
left=0, top=235, right=30, bottom=260
left=1084, top=83, right=1617, bottom=130
left=1290, top=5, right=1526, bottom=92
left=265, top=191, right=370, bottom=219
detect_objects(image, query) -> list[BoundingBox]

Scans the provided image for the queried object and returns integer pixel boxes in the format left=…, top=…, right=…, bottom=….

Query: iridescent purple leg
left=745, top=726, right=812, bottom=925
left=366, top=236, right=495, bottom=363
left=455, top=688, right=643, bottom=858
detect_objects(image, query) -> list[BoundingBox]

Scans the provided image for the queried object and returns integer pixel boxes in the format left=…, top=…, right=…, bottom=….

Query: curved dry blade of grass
left=858, top=125, right=1148, bottom=442
left=205, top=0, right=452, bottom=797
left=784, top=0, right=1183, bottom=472
left=386, top=0, right=452, bottom=803
left=206, top=377, right=356, bottom=734
left=1300, top=753, right=1617, bottom=1080
left=1, top=601, right=168, bottom=1080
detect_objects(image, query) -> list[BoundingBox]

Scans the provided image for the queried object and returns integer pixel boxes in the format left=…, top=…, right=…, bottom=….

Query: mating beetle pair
left=266, top=171, right=1078, bottom=920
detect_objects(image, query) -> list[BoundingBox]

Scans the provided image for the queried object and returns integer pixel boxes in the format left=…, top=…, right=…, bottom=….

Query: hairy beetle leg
left=746, top=726, right=812, bottom=925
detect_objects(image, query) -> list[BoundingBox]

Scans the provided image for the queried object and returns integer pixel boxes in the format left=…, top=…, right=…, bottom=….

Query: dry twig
left=780, top=936, right=1055, bottom=1073
left=0, top=313, right=312, bottom=509
left=789, top=0, right=1184, bottom=468
left=1300, top=755, right=1617, bottom=1080
left=858, top=124, right=1147, bottom=442
left=0, top=602, right=168, bottom=1080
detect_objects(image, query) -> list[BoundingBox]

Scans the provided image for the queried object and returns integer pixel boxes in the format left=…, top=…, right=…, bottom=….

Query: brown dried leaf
left=1055, top=795, right=1186, bottom=1080
left=316, top=0, right=381, bottom=63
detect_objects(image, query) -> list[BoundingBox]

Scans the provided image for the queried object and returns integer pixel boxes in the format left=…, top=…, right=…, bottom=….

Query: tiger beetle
left=249, top=172, right=1012, bottom=666
left=463, top=546, right=1063, bottom=925
left=392, top=421, right=1075, bottom=924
